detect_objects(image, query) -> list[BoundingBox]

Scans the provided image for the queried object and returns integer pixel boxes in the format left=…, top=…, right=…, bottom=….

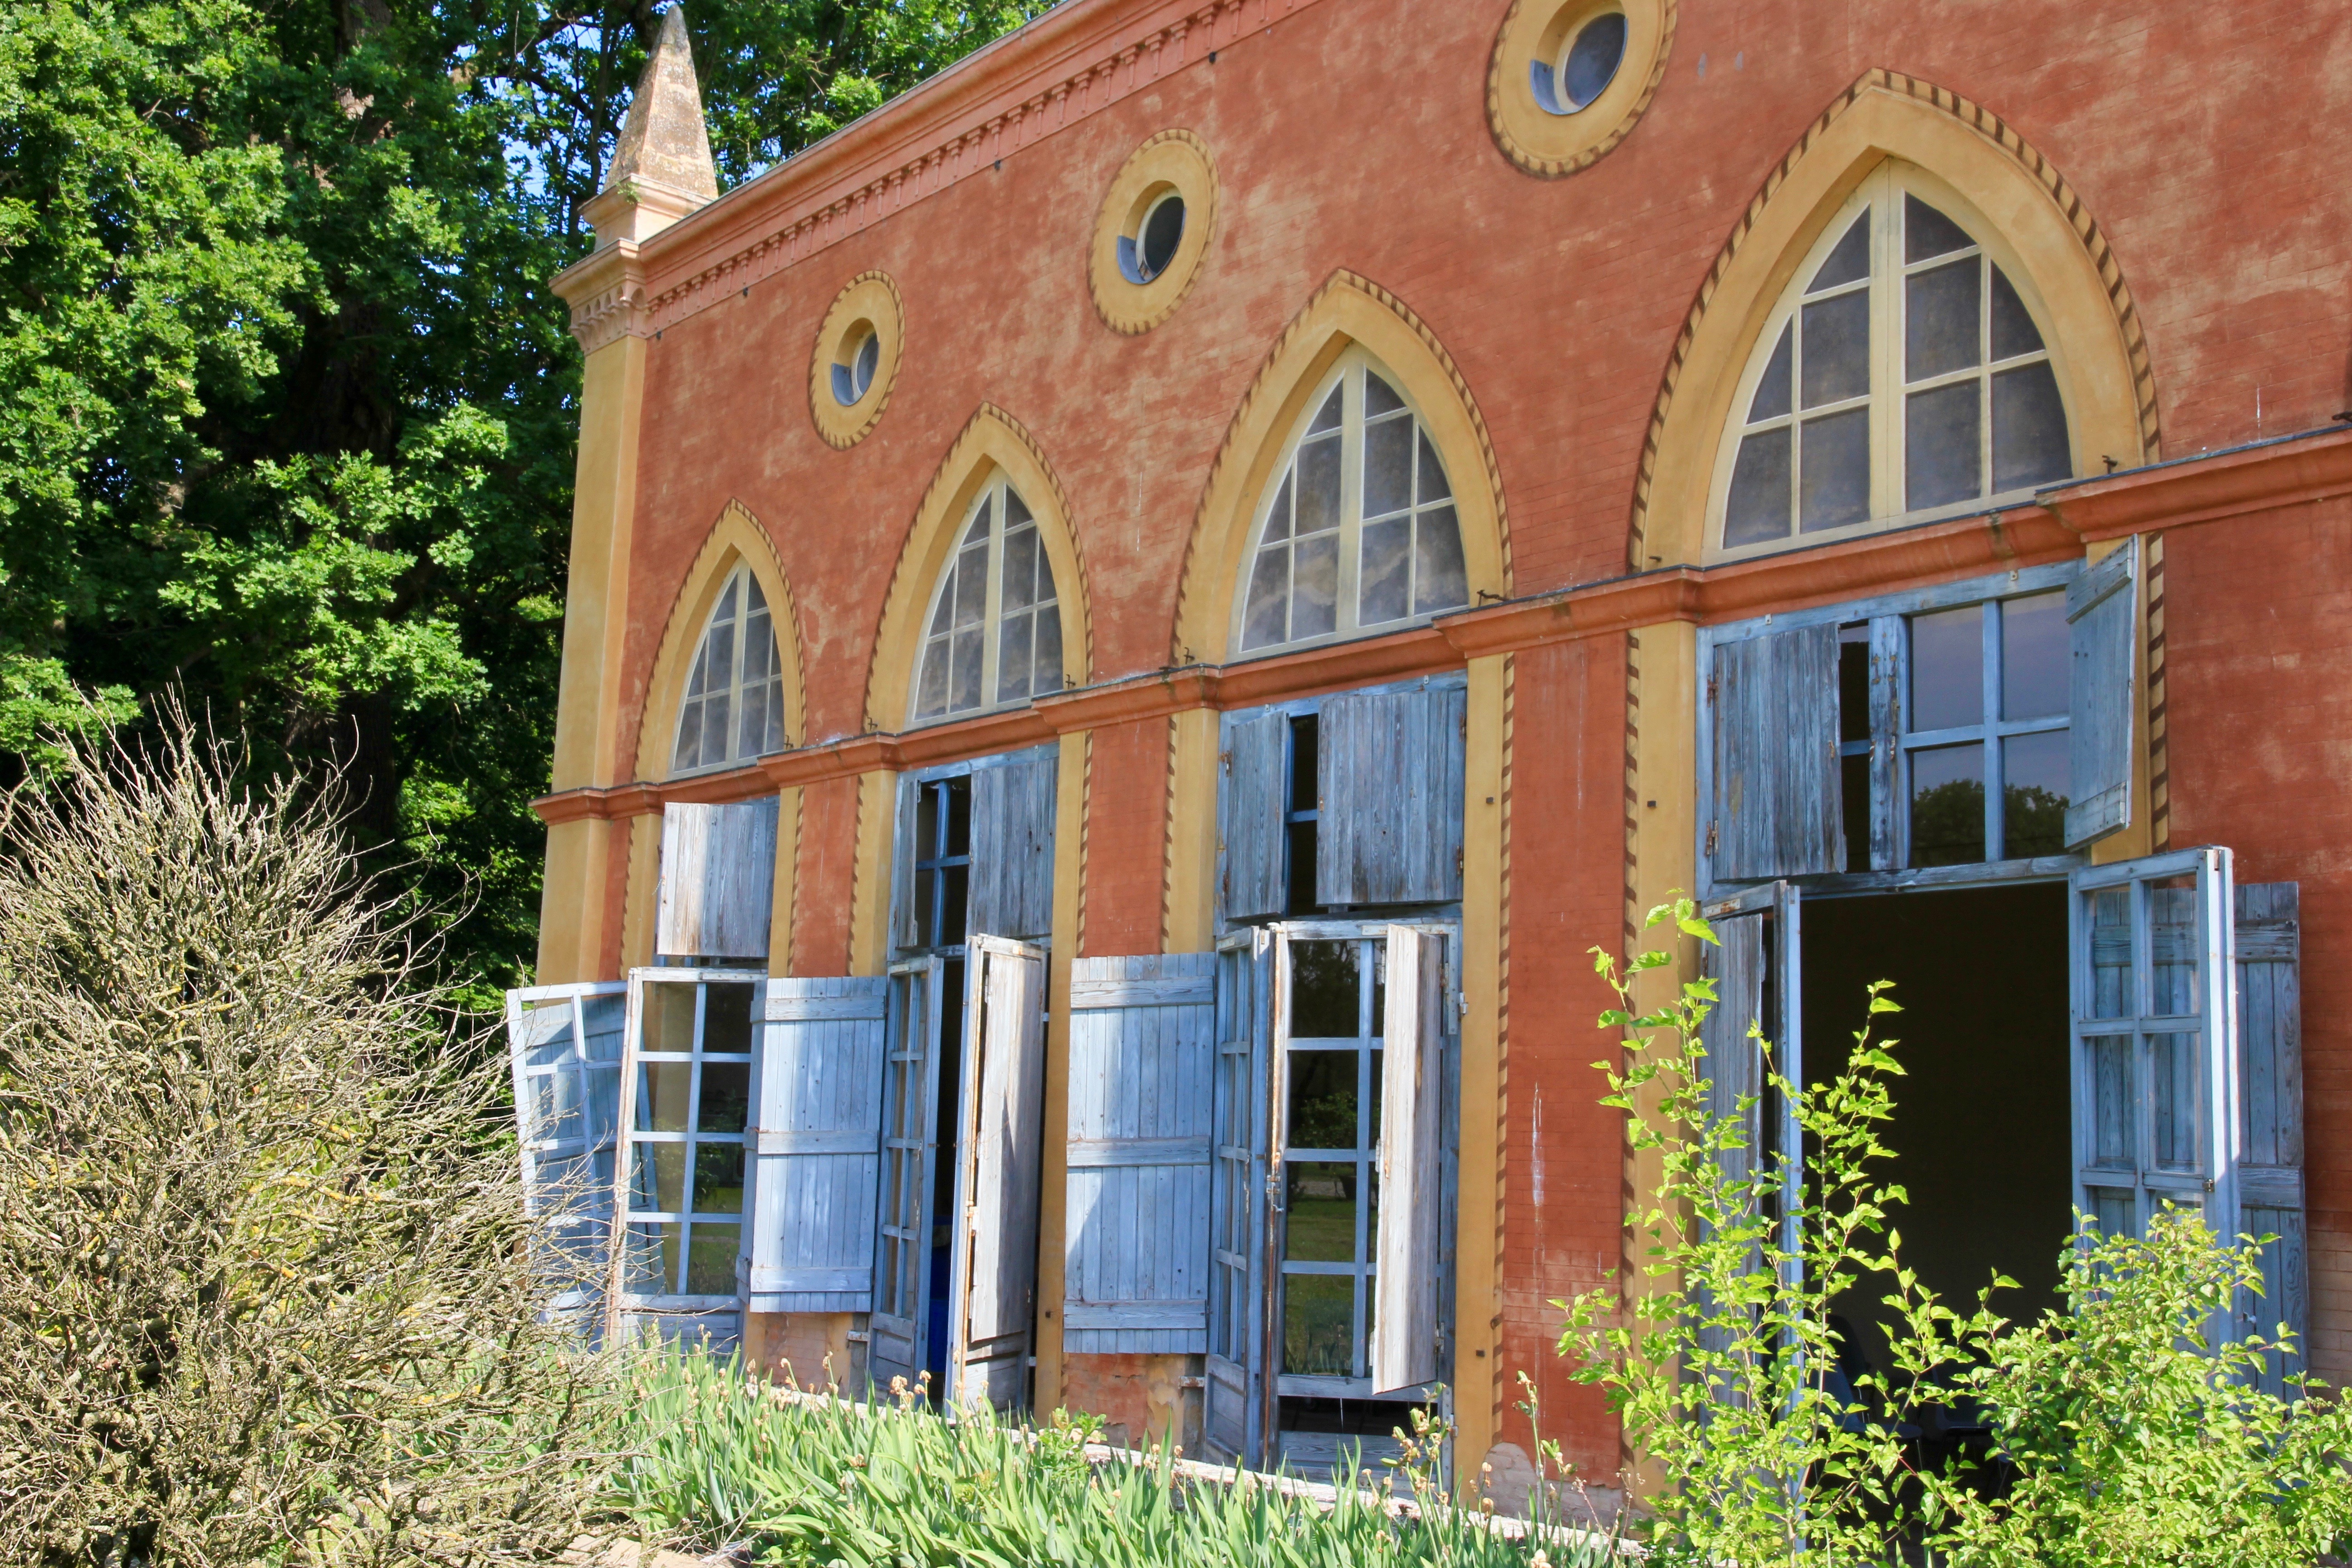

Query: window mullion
left=979, top=487, right=1004, bottom=707
left=1871, top=185, right=1903, bottom=522
left=1982, top=599, right=2005, bottom=861
left=1337, top=366, right=1363, bottom=638
left=1978, top=253, right=1996, bottom=505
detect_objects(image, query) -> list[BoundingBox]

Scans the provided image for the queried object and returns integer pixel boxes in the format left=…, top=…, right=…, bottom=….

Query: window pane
left=1725, top=426, right=1792, bottom=546
left=1561, top=10, right=1627, bottom=106
left=1412, top=506, right=1469, bottom=616
left=1906, top=381, right=1983, bottom=511
left=1284, top=1161, right=1359, bottom=1260
left=764, top=682, right=786, bottom=753
left=1291, top=941, right=1360, bottom=1038
left=1800, top=290, right=1870, bottom=407
left=1001, top=526, right=1039, bottom=612
left=1288, top=1051, right=1359, bottom=1151
left=952, top=545, right=988, bottom=627
left=2002, top=591, right=2068, bottom=719
left=2089, top=888, right=2131, bottom=1020
left=1309, top=385, right=1344, bottom=434
left=741, top=612, right=775, bottom=681
left=673, top=701, right=703, bottom=772
left=1909, top=604, right=1983, bottom=732
left=1263, top=472, right=1294, bottom=543
left=1358, top=516, right=1410, bottom=625
left=1749, top=323, right=1793, bottom=422
left=692, top=1141, right=744, bottom=1213
left=1364, top=416, right=1412, bottom=516
left=1003, top=488, right=1032, bottom=529
left=2003, top=729, right=2070, bottom=858
left=705, top=984, right=755, bottom=1052
left=1906, top=258, right=1982, bottom=382
left=627, top=1221, right=681, bottom=1292
left=1031, top=605, right=1063, bottom=694
left=699, top=693, right=730, bottom=770
left=1243, top=547, right=1291, bottom=650
left=1416, top=430, right=1452, bottom=503
left=1905, top=195, right=1974, bottom=263
left=1810, top=212, right=1871, bottom=292
left=2150, top=1033, right=2200, bottom=1173
left=705, top=621, right=735, bottom=699
left=686, top=1223, right=740, bottom=1294
left=1295, top=434, right=1343, bottom=537
left=632, top=1140, right=687, bottom=1213
left=995, top=612, right=1034, bottom=704
left=1909, top=741, right=1986, bottom=866
left=1992, top=361, right=2071, bottom=492
left=1364, top=372, right=1404, bottom=417
left=963, top=504, right=990, bottom=546
left=928, top=588, right=954, bottom=637
left=645, top=985, right=697, bottom=1052
left=1798, top=408, right=1870, bottom=531
left=1989, top=265, right=2045, bottom=361
left=915, top=640, right=949, bottom=717
left=2087, top=1035, right=2133, bottom=1168
left=1282, top=1273, right=1354, bottom=1376
left=949, top=627, right=983, bottom=711
left=1292, top=532, right=1338, bottom=640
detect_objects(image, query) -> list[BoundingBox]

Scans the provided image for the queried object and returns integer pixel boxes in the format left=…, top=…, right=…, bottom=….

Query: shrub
left=0, top=719, right=612, bottom=1564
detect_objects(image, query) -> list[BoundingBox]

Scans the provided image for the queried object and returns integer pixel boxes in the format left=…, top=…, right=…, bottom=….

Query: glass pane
left=1140, top=195, right=1184, bottom=277
left=928, top=588, right=954, bottom=637
left=1992, top=362, right=2071, bottom=492
left=2150, top=1032, right=2200, bottom=1172
left=638, top=1060, right=693, bottom=1133
left=1031, top=606, right=1063, bottom=694
left=1906, top=381, right=1983, bottom=511
left=1725, top=426, right=1792, bottom=547
left=1263, top=472, right=1294, bottom=543
left=1291, top=941, right=1361, bottom=1039
left=949, top=627, right=983, bottom=712
left=1989, top=265, right=2045, bottom=360
left=1002, top=526, right=1039, bottom=612
left=2002, top=729, right=2071, bottom=859
left=1364, top=415, right=1413, bottom=516
left=763, top=682, right=785, bottom=755
left=1364, top=372, right=1404, bottom=417
left=1909, top=604, right=1983, bottom=732
left=1412, top=507, right=1469, bottom=616
left=1798, top=409, right=1870, bottom=532
left=692, top=1141, right=745, bottom=1214
left=672, top=701, right=703, bottom=772
left=1800, top=290, right=1870, bottom=407
left=2002, top=592, right=2068, bottom=718
left=626, top=1221, right=681, bottom=1293
left=741, top=611, right=775, bottom=681
left=1749, top=323, right=1793, bottom=422
left=2150, top=879, right=2200, bottom=1016
left=1282, top=1273, right=1354, bottom=1376
left=635, top=1141, right=687, bottom=1212
left=1561, top=10, right=1627, bottom=106
left=916, top=640, right=949, bottom=717
left=697, top=1062, right=750, bottom=1132
left=1909, top=742, right=1986, bottom=867
left=1003, top=488, right=1032, bottom=529
left=1288, top=1050, right=1359, bottom=1151
left=735, top=679, right=769, bottom=760
left=1309, top=385, right=1344, bottom=434
left=2087, top=1035, right=2133, bottom=1168
left=1905, top=195, right=1974, bottom=263
left=1906, top=259, right=1982, bottom=382
left=1416, top=430, right=1451, bottom=503
left=952, top=545, right=988, bottom=627
left=699, top=693, right=730, bottom=769
left=686, top=1223, right=740, bottom=1295
left=705, top=984, right=755, bottom=1053
left=1284, top=1162, right=1360, bottom=1261
left=964, top=501, right=991, bottom=545
left=2089, top=888, right=2131, bottom=1020
left=1810, top=212, right=1871, bottom=292
left=1243, top=547, right=1291, bottom=650
left=1292, top=533, right=1338, bottom=641
left=645, top=985, right=697, bottom=1052
left=996, top=612, right=1034, bottom=704
left=1296, top=434, right=1343, bottom=537
left=1359, top=516, right=1410, bottom=625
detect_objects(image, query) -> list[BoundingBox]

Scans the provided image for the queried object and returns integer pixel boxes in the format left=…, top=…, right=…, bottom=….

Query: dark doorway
left=1802, top=882, right=2069, bottom=1374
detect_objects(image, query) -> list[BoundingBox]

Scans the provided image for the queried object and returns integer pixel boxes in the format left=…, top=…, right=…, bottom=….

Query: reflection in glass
left=1909, top=605, right=1983, bottom=731
left=1284, top=1162, right=1359, bottom=1261
left=1287, top=1052, right=1358, bottom=1152
left=638, top=1061, right=693, bottom=1132
left=1282, top=1274, right=1355, bottom=1376
left=1290, top=942, right=1360, bottom=1039
left=692, top=1142, right=745, bottom=1213
left=686, top=1223, right=741, bottom=1295
left=703, top=984, right=755, bottom=1054
left=627, top=1221, right=681, bottom=1293
left=644, top=983, right=697, bottom=1052
left=2002, top=730, right=2070, bottom=858
left=1909, top=742, right=1985, bottom=866
left=2001, top=592, right=2068, bottom=718
left=635, top=1142, right=687, bottom=1214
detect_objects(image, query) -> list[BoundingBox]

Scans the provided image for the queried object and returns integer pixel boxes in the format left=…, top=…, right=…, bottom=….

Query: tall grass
left=608, top=1346, right=1625, bottom=1568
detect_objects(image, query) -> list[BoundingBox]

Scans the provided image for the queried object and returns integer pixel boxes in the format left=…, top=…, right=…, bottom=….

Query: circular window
left=1487, top=0, right=1675, bottom=178
left=808, top=272, right=902, bottom=449
left=1090, top=130, right=1217, bottom=335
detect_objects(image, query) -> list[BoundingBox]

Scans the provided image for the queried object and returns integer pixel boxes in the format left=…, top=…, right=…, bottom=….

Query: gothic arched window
left=1715, top=163, right=2076, bottom=558
left=671, top=565, right=787, bottom=773
left=911, top=477, right=1065, bottom=723
left=1237, top=349, right=1470, bottom=655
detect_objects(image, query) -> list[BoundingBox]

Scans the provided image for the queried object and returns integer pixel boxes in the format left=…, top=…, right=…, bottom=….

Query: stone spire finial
left=583, top=5, right=717, bottom=246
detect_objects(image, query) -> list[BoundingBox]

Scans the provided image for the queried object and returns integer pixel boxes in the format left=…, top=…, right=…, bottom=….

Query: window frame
left=908, top=475, right=1065, bottom=726
left=615, top=967, right=762, bottom=1311
left=1230, top=348, right=1470, bottom=659
left=1704, top=163, right=2081, bottom=565
left=670, top=563, right=789, bottom=778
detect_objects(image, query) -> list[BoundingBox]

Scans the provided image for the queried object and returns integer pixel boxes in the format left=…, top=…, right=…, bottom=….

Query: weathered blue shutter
left=1221, top=711, right=1289, bottom=923
left=2235, top=882, right=2305, bottom=1393
left=2065, top=539, right=2138, bottom=851
left=869, top=960, right=945, bottom=1391
left=968, top=753, right=1057, bottom=941
left=1205, top=933, right=1272, bottom=1465
left=505, top=981, right=627, bottom=1316
left=946, top=938, right=1049, bottom=1409
left=742, top=978, right=889, bottom=1314
left=1709, top=626, right=1842, bottom=882
left=1318, top=685, right=1467, bottom=906
left=1063, top=953, right=1217, bottom=1352
left=658, top=798, right=781, bottom=959
left=1372, top=926, right=1445, bottom=1393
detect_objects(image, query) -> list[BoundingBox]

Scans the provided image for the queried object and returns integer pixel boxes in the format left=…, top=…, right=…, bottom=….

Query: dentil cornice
left=550, top=240, right=652, bottom=356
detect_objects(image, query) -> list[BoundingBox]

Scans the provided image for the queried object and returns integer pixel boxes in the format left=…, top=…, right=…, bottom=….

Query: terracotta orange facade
left=527, top=0, right=2352, bottom=1502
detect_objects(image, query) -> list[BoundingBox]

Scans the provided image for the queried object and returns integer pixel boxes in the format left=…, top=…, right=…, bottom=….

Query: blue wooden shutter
left=1318, top=685, right=1467, bottom=906
left=658, top=798, right=781, bottom=959
left=947, top=939, right=1050, bottom=1408
left=1205, top=934, right=1272, bottom=1463
left=2236, top=882, right=2305, bottom=1393
left=1709, top=626, right=1842, bottom=882
left=743, top=977, right=889, bottom=1313
left=1221, top=711, right=1289, bottom=922
left=1372, top=926, right=1445, bottom=1393
left=968, top=753, right=1058, bottom=941
left=1063, top=953, right=1217, bottom=1352
left=2065, top=538, right=2138, bottom=851
left=505, top=981, right=626, bottom=1316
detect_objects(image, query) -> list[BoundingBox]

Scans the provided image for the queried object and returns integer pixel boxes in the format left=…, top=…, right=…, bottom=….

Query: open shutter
left=2065, top=538, right=2138, bottom=850
left=1709, top=625, right=1841, bottom=882
left=1318, top=685, right=1467, bottom=906
left=869, top=959, right=946, bottom=1392
left=1205, top=932, right=1273, bottom=1465
left=2070, top=847, right=2237, bottom=1247
left=946, top=939, right=1049, bottom=1409
left=890, top=776, right=921, bottom=955
left=968, top=754, right=1058, bottom=941
left=505, top=981, right=627, bottom=1317
left=743, top=978, right=888, bottom=1315
left=1222, top=711, right=1289, bottom=923
left=2236, top=882, right=2305, bottom=1392
left=658, top=798, right=781, bottom=959
left=1063, top=953, right=1217, bottom=1352
left=1372, top=926, right=1445, bottom=1393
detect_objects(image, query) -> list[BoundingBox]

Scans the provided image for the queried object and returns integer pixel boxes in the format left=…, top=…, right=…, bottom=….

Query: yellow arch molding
left=863, top=404, right=1095, bottom=732
left=634, top=498, right=808, bottom=781
left=1629, top=68, right=2161, bottom=570
left=1171, top=270, right=1513, bottom=665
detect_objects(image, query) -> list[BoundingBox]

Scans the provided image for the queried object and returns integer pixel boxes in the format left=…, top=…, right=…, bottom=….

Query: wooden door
left=945, top=938, right=1049, bottom=1410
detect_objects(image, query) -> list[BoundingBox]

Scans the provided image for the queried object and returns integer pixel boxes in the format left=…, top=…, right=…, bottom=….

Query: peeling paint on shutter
left=1318, top=685, right=1466, bottom=906
left=2065, top=538, right=2138, bottom=851
left=658, top=798, right=780, bottom=959
left=2236, top=882, right=2305, bottom=1396
left=1709, top=626, right=1841, bottom=882
left=1372, top=926, right=1443, bottom=1393
left=947, top=939, right=1049, bottom=1408
left=968, top=754, right=1058, bottom=941
left=744, top=978, right=889, bottom=1313
left=1221, top=712, right=1289, bottom=923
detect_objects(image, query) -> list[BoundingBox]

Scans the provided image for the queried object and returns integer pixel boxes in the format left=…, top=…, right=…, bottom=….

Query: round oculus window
left=1534, top=10, right=1627, bottom=114
left=832, top=325, right=880, bottom=407
left=1122, top=192, right=1186, bottom=284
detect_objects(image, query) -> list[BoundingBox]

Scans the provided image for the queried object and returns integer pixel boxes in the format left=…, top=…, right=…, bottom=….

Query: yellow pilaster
left=1455, top=652, right=1510, bottom=1484
left=1162, top=707, right=1222, bottom=954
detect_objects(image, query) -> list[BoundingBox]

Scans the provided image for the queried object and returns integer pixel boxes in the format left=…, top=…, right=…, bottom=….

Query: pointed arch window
left=911, top=477, right=1065, bottom=724
left=1238, top=350, right=1470, bottom=655
left=1715, top=164, right=2076, bottom=559
left=672, top=565, right=787, bottom=774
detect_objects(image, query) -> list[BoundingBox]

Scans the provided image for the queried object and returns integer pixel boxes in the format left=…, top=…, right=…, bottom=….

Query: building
left=508, top=0, right=2352, bottom=1500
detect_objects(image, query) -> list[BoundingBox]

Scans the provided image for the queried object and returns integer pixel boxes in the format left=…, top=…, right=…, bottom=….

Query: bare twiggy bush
left=0, top=717, right=613, bottom=1565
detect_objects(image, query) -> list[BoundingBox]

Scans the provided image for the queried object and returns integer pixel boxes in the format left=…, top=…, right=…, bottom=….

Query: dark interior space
left=1803, top=882, right=2070, bottom=1379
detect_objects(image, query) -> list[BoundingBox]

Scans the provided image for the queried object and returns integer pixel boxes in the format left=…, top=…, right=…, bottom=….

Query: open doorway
left=1802, top=882, right=2070, bottom=1375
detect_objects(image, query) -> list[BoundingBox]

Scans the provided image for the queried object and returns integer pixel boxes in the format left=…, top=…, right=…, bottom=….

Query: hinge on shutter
left=1705, top=822, right=1719, bottom=857
left=1706, top=674, right=1719, bottom=706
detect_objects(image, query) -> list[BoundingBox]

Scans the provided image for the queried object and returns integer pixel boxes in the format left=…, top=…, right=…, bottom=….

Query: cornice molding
left=2041, top=426, right=2352, bottom=540
left=550, top=241, right=653, bottom=354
